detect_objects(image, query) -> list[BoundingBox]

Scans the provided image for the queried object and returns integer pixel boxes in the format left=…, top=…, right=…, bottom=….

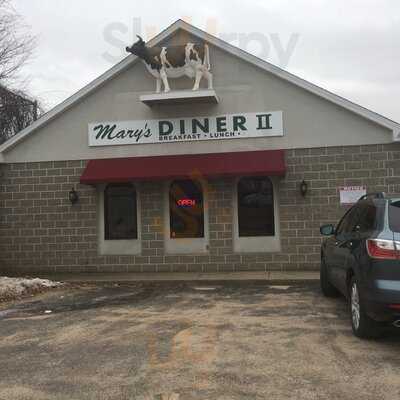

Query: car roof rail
left=358, top=192, right=386, bottom=201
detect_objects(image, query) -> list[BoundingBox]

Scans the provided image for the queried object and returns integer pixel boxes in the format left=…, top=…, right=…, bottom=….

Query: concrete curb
left=37, top=271, right=319, bottom=284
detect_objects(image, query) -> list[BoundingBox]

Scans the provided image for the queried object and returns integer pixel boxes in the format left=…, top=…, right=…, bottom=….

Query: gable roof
left=1, top=19, right=399, bottom=161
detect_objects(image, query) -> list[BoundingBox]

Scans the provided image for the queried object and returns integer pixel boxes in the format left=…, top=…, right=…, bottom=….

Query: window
left=389, top=200, right=400, bottom=233
left=237, top=177, right=275, bottom=237
left=104, top=183, right=137, bottom=240
left=335, top=206, right=359, bottom=236
left=357, top=203, right=377, bottom=233
left=169, top=180, right=204, bottom=238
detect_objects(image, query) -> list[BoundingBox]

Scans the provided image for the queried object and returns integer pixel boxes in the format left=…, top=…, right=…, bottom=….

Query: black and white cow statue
left=126, top=36, right=213, bottom=93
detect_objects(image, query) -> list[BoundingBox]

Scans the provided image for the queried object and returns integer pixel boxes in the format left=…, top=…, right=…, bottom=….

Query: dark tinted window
left=357, top=203, right=377, bottom=232
left=169, top=180, right=204, bottom=238
left=389, top=200, right=400, bottom=233
left=336, top=206, right=359, bottom=235
left=104, top=184, right=137, bottom=240
left=238, top=177, right=274, bottom=237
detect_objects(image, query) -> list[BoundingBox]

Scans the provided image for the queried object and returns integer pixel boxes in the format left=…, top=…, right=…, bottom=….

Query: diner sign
left=88, top=111, right=283, bottom=147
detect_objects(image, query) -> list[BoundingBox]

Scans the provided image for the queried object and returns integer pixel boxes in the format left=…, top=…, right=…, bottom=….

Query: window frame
left=97, top=183, right=141, bottom=256
left=233, top=176, right=281, bottom=253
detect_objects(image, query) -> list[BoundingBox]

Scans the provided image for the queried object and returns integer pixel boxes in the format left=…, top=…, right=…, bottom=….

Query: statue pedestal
left=140, top=89, right=218, bottom=107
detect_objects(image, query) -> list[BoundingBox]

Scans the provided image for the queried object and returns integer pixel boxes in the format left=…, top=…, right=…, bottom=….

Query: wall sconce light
left=69, top=187, right=79, bottom=204
left=300, top=180, right=308, bottom=197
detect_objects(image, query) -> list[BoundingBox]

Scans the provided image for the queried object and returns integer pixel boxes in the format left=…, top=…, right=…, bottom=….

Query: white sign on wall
left=88, top=111, right=283, bottom=147
left=339, top=186, right=367, bottom=205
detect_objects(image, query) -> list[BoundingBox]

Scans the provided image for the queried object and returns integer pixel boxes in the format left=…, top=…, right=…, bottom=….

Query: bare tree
left=0, top=85, right=40, bottom=144
left=0, top=0, right=40, bottom=144
left=0, top=0, right=35, bottom=83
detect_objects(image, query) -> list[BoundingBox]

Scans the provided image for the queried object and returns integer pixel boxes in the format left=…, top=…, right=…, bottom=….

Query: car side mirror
left=320, top=224, right=335, bottom=236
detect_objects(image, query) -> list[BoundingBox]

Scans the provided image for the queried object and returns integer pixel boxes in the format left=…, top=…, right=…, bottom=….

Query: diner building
left=0, top=20, right=399, bottom=275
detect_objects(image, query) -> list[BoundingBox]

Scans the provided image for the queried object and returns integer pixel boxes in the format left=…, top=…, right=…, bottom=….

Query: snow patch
left=269, top=285, right=291, bottom=290
left=0, top=277, right=62, bottom=302
left=191, top=286, right=218, bottom=291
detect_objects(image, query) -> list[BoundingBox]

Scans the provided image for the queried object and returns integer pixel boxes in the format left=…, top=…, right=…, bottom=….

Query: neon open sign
left=177, top=199, right=196, bottom=207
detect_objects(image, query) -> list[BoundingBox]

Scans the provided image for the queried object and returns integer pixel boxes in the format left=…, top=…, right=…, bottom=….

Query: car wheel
left=320, top=257, right=339, bottom=297
left=350, top=277, right=380, bottom=339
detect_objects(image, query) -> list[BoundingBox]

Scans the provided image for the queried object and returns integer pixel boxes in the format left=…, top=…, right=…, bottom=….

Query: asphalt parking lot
left=0, top=282, right=400, bottom=400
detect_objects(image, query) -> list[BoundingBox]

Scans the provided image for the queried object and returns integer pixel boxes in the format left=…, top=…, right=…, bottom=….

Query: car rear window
left=389, top=200, right=400, bottom=232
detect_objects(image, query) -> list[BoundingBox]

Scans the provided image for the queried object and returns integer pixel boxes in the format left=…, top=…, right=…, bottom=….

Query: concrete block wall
left=1, top=143, right=399, bottom=275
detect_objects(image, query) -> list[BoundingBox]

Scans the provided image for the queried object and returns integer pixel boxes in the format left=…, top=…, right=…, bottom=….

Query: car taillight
left=366, top=239, right=400, bottom=260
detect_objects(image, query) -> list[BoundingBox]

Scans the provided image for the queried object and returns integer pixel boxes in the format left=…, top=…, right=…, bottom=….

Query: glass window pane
left=238, top=177, right=274, bottom=237
left=335, top=209, right=350, bottom=235
left=105, top=184, right=137, bottom=240
left=357, top=203, right=377, bottom=232
left=389, top=201, right=400, bottom=233
left=336, top=206, right=359, bottom=235
left=169, top=180, right=204, bottom=238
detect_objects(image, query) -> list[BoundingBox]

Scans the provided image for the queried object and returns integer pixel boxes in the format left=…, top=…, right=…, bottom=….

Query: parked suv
left=320, top=193, right=400, bottom=338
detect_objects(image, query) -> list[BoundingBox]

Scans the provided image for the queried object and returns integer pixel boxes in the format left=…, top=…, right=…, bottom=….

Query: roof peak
left=0, top=18, right=399, bottom=156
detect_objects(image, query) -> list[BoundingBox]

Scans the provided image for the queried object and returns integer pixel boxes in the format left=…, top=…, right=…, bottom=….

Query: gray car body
left=321, top=197, right=400, bottom=321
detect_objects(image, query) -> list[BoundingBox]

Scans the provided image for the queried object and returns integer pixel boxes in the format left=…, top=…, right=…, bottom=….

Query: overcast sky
left=13, top=0, right=400, bottom=122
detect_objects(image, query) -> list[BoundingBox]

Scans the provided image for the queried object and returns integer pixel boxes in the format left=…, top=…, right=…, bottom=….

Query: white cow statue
left=126, top=36, right=213, bottom=93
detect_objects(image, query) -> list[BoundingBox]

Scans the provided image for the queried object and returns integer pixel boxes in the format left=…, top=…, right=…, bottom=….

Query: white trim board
left=140, top=89, right=219, bottom=106
left=1, top=19, right=399, bottom=156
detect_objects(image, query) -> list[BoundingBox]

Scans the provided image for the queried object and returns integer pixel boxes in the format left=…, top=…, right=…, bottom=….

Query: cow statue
left=126, top=36, right=213, bottom=93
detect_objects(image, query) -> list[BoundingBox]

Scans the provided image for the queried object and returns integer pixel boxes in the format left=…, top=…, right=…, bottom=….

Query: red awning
left=80, top=150, right=286, bottom=184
